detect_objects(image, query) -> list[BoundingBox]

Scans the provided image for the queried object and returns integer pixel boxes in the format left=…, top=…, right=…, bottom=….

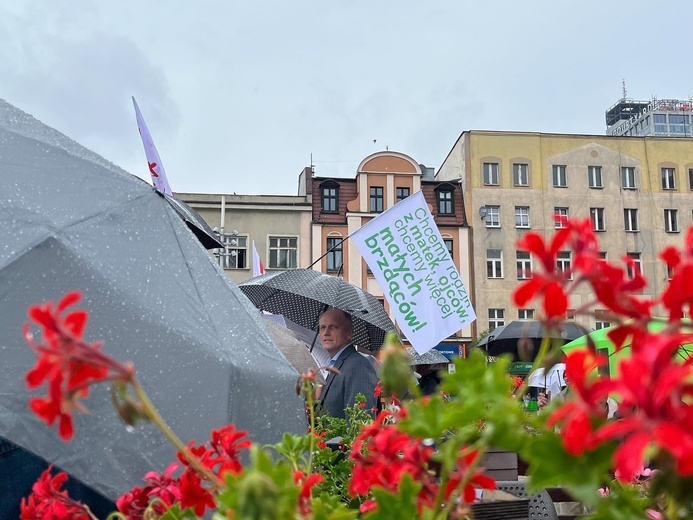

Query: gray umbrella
left=0, top=99, right=306, bottom=501
left=238, top=269, right=397, bottom=351
left=406, top=347, right=450, bottom=366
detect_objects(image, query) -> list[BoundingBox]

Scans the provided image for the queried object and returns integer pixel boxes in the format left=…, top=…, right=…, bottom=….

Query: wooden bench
left=480, top=448, right=519, bottom=481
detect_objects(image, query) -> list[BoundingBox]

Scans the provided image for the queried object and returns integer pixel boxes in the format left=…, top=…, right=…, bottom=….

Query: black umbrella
left=477, top=320, right=587, bottom=361
left=164, top=194, right=223, bottom=249
left=0, top=98, right=306, bottom=502
left=238, top=269, right=397, bottom=351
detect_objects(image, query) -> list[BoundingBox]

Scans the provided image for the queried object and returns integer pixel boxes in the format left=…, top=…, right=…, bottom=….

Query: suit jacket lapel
left=319, top=344, right=354, bottom=405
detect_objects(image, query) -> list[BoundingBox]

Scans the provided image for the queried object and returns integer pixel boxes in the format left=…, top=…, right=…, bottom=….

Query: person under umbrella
left=406, top=347, right=449, bottom=396
left=316, top=308, right=379, bottom=419
left=238, top=269, right=397, bottom=352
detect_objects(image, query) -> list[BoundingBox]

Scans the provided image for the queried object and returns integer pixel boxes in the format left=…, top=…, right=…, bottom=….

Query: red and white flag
left=132, top=96, right=173, bottom=196
left=252, top=240, right=266, bottom=277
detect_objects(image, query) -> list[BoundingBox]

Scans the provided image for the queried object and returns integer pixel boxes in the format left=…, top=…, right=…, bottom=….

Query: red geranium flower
left=20, top=467, right=90, bottom=520
left=117, top=463, right=181, bottom=518
left=180, top=470, right=216, bottom=516
left=293, top=470, right=324, bottom=515
left=179, top=424, right=251, bottom=480
left=348, top=411, right=439, bottom=513
left=513, top=228, right=571, bottom=319
left=23, top=291, right=133, bottom=440
left=445, top=449, right=497, bottom=504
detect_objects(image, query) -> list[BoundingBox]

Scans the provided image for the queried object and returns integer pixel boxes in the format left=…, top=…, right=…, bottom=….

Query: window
left=437, top=187, right=454, bottom=215
left=624, top=208, right=639, bottom=232
left=513, top=163, right=529, bottom=186
left=483, top=162, right=499, bottom=185
left=516, top=251, right=532, bottom=279
left=485, top=206, right=500, bottom=228
left=488, top=308, right=505, bottom=329
left=518, top=309, right=534, bottom=320
left=320, top=181, right=339, bottom=213
left=326, top=237, right=343, bottom=273
left=487, top=249, right=503, bottom=278
left=621, top=167, right=636, bottom=189
left=370, top=187, right=384, bottom=212
left=661, top=168, right=676, bottom=190
left=444, top=239, right=454, bottom=258
left=396, top=187, right=410, bottom=202
left=588, top=166, right=603, bottom=188
left=219, top=234, right=247, bottom=270
left=664, top=209, right=679, bottom=233
left=689, top=169, right=693, bottom=190
left=670, top=115, right=689, bottom=134
left=626, top=252, right=642, bottom=280
left=590, top=207, right=606, bottom=231
left=668, top=265, right=675, bottom=280
left=554, top=207, right=569, bottom=228
left=595, top=309, right=611, bottom=330
left=269, top=237, right=297, bottom=269
left=553, top=165, right=567, bottom=187
left=515, top=206, right=530, bottom=228
left=557, top=251, right=571, bottom=278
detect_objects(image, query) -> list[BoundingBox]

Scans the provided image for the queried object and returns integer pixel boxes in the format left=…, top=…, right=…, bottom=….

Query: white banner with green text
left=350, top=190, right=476, bottom=354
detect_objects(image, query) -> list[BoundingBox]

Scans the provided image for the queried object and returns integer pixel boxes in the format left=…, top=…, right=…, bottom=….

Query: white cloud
left=2, top=0, right=693, bottom=195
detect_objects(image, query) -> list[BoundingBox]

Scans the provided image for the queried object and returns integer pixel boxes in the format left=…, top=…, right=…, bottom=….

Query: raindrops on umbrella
left=239, top=269, right=397, bottom=351
left=406, top=347, right=450, bottom=366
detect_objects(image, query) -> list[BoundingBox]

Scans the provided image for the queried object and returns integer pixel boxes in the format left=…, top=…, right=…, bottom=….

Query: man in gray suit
left=317, top=308, right=379, bottom=419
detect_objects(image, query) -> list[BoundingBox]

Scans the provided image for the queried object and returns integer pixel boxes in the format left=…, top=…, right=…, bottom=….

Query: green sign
left=509, top=362, right=533, bottom=374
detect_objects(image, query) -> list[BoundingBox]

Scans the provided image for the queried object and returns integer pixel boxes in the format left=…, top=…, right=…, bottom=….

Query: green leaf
left=158, top=504, right=198, bottom=519
left=362, top=475, right=422, bottom=520
left=309, top=499, right=360, bottom=520
left=521, top=431, right=614, bottom=507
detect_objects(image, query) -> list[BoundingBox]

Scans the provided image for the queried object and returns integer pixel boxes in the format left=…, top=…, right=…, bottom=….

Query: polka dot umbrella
left=239, top=269, right=397, bottom=351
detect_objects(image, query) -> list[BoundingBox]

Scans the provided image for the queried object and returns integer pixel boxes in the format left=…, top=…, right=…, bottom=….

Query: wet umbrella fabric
left=477, top=320, right=586, bottom=361
left=406, top=347, right=449, bottom=366
left=262, top=316, right=325, bottom=384
left=238, top=269, right=397, bottom=351
left=262, top=312, right=332, bottom=372
left=0, top=99, right=306, bottom=501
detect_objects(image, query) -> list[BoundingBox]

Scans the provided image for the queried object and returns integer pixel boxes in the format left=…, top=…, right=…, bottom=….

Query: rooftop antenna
left=622, top=79, right=627, bottom=100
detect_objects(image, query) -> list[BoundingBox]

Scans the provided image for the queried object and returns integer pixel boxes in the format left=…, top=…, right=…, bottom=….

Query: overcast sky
left=2, top=1, right=692, bottom=196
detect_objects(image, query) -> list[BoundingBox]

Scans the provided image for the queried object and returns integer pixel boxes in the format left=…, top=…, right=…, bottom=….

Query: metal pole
left=307, top=235, right=351, bottom=269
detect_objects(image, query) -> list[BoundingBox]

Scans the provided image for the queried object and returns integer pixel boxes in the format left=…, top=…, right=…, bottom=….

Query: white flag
left=132, top=97, right=173, bottom=196
left=252, top=240, right=266, bottom=277
left=351, top=190, right=476, bottom=354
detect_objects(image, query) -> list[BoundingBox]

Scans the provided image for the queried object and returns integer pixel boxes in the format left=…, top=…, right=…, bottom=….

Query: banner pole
left=306, top=234, right=353, bottom=270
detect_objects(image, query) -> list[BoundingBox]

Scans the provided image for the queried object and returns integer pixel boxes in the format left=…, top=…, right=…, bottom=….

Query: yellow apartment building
left=436, top=130, right=693, bottom=334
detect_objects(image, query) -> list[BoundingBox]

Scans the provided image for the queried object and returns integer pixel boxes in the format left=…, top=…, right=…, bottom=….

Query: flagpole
left=220, top=195, right=226, bottom=235
left=307, top=235, right=352, bottom=270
